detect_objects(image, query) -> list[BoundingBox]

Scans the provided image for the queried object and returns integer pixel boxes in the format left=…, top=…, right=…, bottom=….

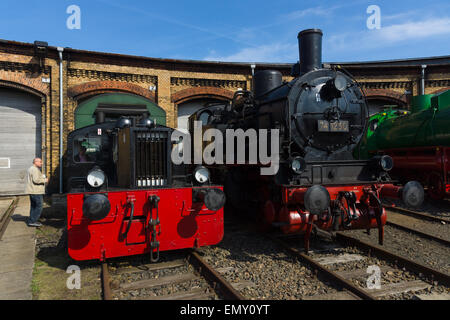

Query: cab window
left=198, top=111, right=212, bottom=126
left=74, top=136, right=102, bottom=163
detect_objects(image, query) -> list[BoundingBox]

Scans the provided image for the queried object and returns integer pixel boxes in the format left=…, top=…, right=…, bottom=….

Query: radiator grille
left=135, top=131, right=168, bottom=187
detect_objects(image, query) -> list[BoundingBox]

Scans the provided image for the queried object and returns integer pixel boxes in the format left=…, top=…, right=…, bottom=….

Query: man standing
left=25, top=158, right=47, bottom=227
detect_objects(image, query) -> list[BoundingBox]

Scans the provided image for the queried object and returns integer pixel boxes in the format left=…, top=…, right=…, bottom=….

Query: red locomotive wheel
left=428, top=172, right=445, bottom=200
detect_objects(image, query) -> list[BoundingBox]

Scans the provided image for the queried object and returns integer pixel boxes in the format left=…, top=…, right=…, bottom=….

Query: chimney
left=298, top=29, right=323, bottom=75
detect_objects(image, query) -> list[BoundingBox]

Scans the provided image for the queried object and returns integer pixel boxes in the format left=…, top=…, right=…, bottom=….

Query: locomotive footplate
left=270, top=181, right=424, bottom=252
left=67, top=187, right=224, bottom=261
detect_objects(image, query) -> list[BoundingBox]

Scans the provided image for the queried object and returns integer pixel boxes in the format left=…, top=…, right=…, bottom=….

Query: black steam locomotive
left=190, top=29, right=424, bottom=251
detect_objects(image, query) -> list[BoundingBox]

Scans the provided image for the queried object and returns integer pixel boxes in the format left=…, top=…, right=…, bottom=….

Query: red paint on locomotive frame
left=277, top=184, right=389, bottom=234
left=381, top=146, right=450, bottom=199
left=67, top=187, right=224, bottom=261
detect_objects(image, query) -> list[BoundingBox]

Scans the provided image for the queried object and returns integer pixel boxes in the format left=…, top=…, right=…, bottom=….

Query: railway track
left=383, top=208, right=450, bottom=246
left=101, top=250, right=244, bottom=300
left=101, top=221, right=450, bottom=300
left=336, top=233, right=450, bottom=288
left=0, top=197, right=18, bottom=240
left=268, top=232, right=450, bottom=300
left=267, top=234, right=373, bottom=300
left=383, top=205, right=450, bottom=224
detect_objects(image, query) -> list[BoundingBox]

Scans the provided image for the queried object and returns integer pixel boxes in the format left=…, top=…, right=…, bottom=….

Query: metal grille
left=135, top=131, right=168, bottom=187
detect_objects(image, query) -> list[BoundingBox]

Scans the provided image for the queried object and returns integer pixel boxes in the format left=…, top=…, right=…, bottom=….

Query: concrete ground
left=0, top=196, right=35, bottom=299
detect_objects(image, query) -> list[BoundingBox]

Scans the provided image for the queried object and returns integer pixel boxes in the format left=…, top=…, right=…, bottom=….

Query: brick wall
left=0, top=43, right=449, bottom=192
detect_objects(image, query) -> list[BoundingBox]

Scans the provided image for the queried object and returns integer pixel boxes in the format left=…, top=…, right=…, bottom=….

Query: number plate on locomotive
left=318, top=120, right=349, bottom=132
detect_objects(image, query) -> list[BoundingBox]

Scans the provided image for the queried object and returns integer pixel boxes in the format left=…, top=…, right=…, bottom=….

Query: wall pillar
left=157, top=71, right=175, bottom=128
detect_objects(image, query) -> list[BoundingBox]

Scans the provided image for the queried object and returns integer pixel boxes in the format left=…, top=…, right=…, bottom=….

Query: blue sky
left=1, top=0, right=449, bottom=63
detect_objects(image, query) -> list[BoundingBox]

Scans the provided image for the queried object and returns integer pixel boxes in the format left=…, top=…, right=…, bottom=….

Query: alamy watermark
left=66, top=265, right=81, bottom=290
left=66, top=5, right=81, bottom=30
left=171, top=121, right=280, bottom=175
left=366, top=5, right=381, bottom=30
left=366, top=265, right=381, bottom=289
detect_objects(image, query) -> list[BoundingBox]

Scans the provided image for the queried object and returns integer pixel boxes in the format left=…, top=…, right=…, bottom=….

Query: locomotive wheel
left=428, top=172, right=445, bottom=200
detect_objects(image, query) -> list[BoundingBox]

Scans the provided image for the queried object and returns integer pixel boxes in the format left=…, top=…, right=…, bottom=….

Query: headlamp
left=291, top=157, right=306, bottom=174
left=194, top=166, right=210, bottom=184
left=380, top=155, right=394, bottom=171
left=87, top=168, right=106, bottom=187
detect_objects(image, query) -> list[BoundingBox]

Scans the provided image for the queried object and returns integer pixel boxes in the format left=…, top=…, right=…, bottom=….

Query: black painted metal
left=188, top=28, right=384, bottom=188
left=298, top=29, right=323, bottom=75
left=254, top=70, right=282, bottom=98
left=133, top=129, right=170, bottom=188
left=65, top=120, right=177, bottom=193
left=82, top=194, right=111, bottom=221
left=95, top=111, right=105, bottom=124
left=194, top=188, right=226, bottom=211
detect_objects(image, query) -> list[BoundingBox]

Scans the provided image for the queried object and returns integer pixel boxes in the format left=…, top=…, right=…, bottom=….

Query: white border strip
left=0, top=158, right=10, bottom=169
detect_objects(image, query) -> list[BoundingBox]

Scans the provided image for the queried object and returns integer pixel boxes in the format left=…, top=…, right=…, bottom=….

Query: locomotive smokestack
left=298, top=29, right=323, bottom=74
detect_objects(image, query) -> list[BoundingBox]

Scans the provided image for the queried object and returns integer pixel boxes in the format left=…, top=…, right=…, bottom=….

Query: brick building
left=0, top=39, right=449, bottom=194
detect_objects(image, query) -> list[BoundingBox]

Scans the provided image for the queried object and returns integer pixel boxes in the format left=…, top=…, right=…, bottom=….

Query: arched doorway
left=177, top=98, right=228, bottom=132
left=0, top=87, right=42, bottom=194
left=75, top=93, right=166, bottom=129
left=366, top=98, right=406, bottom=116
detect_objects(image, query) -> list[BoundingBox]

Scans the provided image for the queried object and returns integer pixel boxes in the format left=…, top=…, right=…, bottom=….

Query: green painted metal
left=75, top=93, right=166, bottom=129
left=355, top=107, right=408, bottom=159
left=410, top=94, right=433, bottom=113
left=356, top=90, right=450, bottom=158
left=431, top=89, right=450, bottom=111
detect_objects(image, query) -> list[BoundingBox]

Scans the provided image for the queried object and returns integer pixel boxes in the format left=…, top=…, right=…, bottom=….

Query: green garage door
left=75, top=93, right=166, bottom=129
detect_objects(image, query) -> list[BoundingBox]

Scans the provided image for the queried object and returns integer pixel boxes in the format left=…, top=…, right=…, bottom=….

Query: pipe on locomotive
left=298, top=28, right=323, bottom=75
left=254, top=29, right=324, bottom=98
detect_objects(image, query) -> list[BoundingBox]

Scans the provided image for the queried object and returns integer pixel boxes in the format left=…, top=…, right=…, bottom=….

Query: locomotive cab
left=66, top=121, right=116, bottom=193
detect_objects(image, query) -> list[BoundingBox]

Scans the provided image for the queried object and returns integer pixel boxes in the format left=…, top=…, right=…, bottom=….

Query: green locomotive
left=355, top=107, right=410, bottom=160
left=356, top=90, right=450, bottom=199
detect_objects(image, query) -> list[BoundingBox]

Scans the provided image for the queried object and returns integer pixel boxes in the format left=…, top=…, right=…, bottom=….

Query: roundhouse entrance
left=177, top=98, right=227, bottom=133
left=75, top=93, right=166, bottom=129
left=0, top=87, right=42, bottom=195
